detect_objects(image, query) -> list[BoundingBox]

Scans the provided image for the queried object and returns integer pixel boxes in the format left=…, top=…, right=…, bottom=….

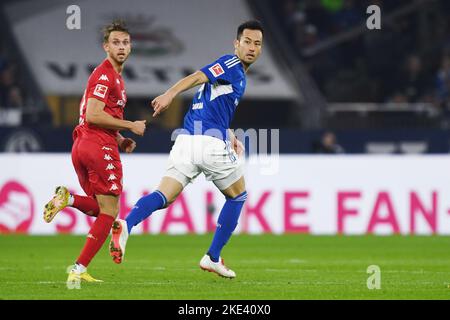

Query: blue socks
left=125, top=188, right=247, bottom=263
left=126, top=190, right=167, bottom=233
left=207, top=191, right=247, bottom=262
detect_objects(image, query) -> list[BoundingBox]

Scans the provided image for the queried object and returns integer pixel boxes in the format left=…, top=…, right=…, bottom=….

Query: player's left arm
left=151, top=71, right=209, bottom=117
left=116, top=132, right=137, bottom=153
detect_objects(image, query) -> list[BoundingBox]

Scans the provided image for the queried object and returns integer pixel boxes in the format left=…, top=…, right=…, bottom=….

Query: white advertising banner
left=0, top=154, right=449, bottom=235
left=5, top=0, right=296, bottom=98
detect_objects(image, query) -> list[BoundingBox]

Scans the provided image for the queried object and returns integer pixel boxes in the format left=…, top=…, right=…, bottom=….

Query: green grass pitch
left=1, top=234, right=450, bottom=299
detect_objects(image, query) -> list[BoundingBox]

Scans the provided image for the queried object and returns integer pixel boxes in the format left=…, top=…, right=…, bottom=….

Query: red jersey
left=74, top=59, right=127, bottom=145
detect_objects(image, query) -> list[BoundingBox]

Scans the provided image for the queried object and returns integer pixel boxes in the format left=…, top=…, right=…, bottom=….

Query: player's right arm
left=151, top=70, right=209, bottom=117
left=85, top=98, right=146, bottom=136
left=228, top=129, right=245, bottom=156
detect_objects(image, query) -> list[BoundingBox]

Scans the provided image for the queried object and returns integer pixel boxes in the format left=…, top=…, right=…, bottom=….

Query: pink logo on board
left=0, top=181, right=34, bottom=233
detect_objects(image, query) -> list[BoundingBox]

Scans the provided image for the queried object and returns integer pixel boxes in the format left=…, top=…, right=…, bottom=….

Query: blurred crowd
left=312, top=130, right=345, bottom=153
left=3, top=0, right=450, bottom=130
left=0, top=40, right=27, bottom=110
left=273, top=0, right=450, bottom=110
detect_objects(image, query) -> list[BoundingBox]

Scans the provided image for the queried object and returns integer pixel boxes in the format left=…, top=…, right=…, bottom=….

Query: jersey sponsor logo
left=98, top=74, right=109, bottom=81
left=102, top=146, right=113, bottom=151
left=209, top=63, right=224, bottom=77
left=93, top=84, right=108, bottom=99
left=192, top=102, right=203, bottom=110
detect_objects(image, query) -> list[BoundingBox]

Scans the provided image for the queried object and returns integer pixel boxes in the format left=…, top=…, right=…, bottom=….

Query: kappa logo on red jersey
left=98, top=74, right=109, bottom=81
left=209, top=63, right=225, bottom=77
left=93, top=84, right=108, bottom=99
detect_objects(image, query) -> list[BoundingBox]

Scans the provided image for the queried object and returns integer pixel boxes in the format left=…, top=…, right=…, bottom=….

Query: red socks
left=73, top=195, right=100, bottom=217
left=76, top=213, right=115, bottom=267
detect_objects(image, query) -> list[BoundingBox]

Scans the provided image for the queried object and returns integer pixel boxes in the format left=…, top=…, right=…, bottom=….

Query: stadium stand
left=1, top=0, right=450, bottom=153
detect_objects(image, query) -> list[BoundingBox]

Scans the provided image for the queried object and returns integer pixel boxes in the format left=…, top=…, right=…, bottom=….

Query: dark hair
left=102, top=20, right=130, bottom=43
left=236, top=20, right=264, bottom=40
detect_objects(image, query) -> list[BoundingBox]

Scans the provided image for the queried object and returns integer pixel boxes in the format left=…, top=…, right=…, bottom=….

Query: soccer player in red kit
left=43, top=21, right=146, bottom=283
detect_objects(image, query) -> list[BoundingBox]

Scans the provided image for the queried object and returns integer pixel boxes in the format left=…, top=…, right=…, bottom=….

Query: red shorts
left=71, top=137, right=123, bottom=197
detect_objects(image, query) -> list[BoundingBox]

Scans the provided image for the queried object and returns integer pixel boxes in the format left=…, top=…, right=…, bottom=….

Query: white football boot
left=199, top=254, right=236, bottom=278
left=109, top=219, right=129, bottom=264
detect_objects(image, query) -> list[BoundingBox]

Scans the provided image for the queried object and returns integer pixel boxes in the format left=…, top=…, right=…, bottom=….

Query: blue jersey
left=183, top=54, right=246, bottom=140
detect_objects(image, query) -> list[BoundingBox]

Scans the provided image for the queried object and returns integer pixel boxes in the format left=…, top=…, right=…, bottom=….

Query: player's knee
left=98, top=205, right=119, bottom=217
left=229, top=189, right=247, bottom=201
left=221, top=177, right=246, bottom=199
left=96, top=198, right=119, bottom=217
left=165, top=194, right=178, bottom=207
left=240, top=190, right=247, bottom=201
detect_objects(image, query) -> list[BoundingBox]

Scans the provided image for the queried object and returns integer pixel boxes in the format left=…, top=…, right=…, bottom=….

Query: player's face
left=234, top=29, right=263, bottom=66
left=104, top=31, right=131, bottom=65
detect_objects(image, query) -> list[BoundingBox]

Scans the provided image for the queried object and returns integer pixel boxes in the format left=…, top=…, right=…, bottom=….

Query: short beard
left=241, top=59, right=252, bottom=69
left=113, top=55, right=126, bottom=65
left=236, top=52, right=253, bottom=70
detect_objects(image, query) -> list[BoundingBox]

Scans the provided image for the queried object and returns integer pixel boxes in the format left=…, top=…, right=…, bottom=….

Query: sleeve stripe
left=225, top=59, right=239, bottom=67
left=226, top=60, right=241, bottom=68
left=225, top=56, right=239, bottom=64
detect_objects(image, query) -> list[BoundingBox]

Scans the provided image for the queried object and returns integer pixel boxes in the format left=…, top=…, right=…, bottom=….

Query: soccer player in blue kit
left=109, top=20, right=264, bottom=278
